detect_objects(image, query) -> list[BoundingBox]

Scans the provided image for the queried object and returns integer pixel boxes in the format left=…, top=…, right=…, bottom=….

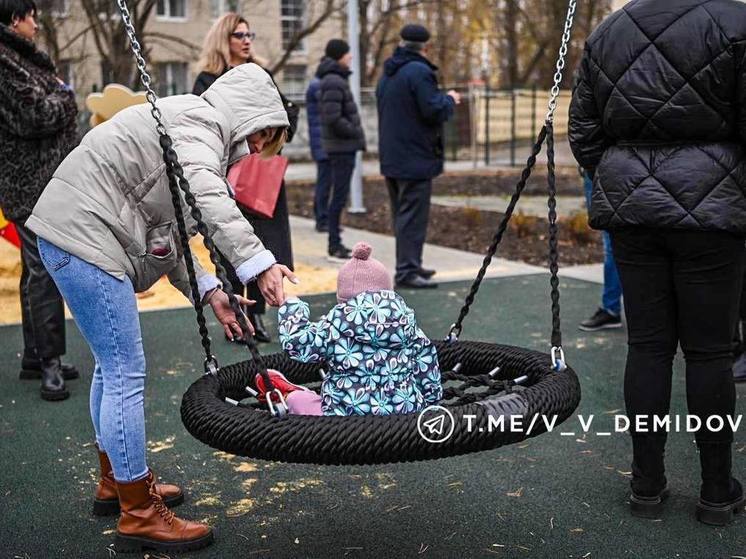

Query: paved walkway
left=291, top=215, right=604, bottom=287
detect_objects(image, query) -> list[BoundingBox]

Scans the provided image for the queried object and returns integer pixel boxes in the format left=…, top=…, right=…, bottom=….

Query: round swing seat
left=180, top=340, right=581, bottom=466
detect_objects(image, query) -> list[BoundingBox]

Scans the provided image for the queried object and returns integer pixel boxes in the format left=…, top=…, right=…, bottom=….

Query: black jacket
left=569, top=0, right=746, bottom=235
left=0, top=23, right=78, bottom=223
left=317, top=57, right=365, bottom=154
left=192, top=65, right=299, bottom=142
left=376, top=47, right=454, bottom=180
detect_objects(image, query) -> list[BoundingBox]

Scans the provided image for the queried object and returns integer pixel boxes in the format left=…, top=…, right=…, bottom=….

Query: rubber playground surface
left=1, top=275, right=745, bottom=558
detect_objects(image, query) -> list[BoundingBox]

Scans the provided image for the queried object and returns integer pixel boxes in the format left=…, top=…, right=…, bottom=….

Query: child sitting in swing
left=255, top=242, right=442, bottom=416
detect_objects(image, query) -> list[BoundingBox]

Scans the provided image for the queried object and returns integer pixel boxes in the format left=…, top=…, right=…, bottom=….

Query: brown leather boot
left=93, top=446, right=184, bottom=516
left=114, top=470, right=213, bottom=553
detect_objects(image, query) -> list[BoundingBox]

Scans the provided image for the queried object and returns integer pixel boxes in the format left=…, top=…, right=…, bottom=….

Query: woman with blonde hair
left=193, top=12, right=299, bottom=345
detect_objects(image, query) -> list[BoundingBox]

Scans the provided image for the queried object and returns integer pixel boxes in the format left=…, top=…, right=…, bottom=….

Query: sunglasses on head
left=231, top=31, right=256, bottom=41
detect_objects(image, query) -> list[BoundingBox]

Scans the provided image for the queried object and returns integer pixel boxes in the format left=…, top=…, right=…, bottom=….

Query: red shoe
left=254, top=369, right=310, bottom=403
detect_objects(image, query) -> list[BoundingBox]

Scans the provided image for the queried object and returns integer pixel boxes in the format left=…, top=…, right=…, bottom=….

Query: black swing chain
left=159, top=136, right=273, bottom=389
left=115, top=0, right=277, bottom=392
left=447, top=125, right=548, bottom=342
left=447, top=0, right=575, bottom=373
left=546, top=123, right=563, bottom=354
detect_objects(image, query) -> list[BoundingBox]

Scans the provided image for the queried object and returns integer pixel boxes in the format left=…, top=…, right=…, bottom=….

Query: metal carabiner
left=551, top=346, right=567, bottom=372
left=267, top=389, right=289, bottom=417
left=203, top=356, right=219, bottom=376
left=445, top=323, right=461, bottom=343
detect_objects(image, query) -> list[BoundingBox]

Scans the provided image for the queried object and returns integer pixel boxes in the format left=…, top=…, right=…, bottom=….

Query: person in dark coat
left=0, top=0, right=79, bottom=400
left=569, top=0, right=746, bottom=525
left=193, top=12, right=299, bottom=343
left=317, top=39, right=366, bottom=260
left=305, top=65, right=331, bottom=233
left=734, top=260, right=746, bottom=381
left=376, top=24, right=460, bottom=289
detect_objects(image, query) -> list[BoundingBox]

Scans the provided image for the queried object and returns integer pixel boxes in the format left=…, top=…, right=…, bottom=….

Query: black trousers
left=611, top=228, right=745, bottom=444
left=735, top=255, right=746, bottom=356
left=327, top=153, right=355, bottom=249
left=15, top=222, right=66, bottom=360
left=218, top=184, right=293, bottom=316
left=386, top=178, right=432, bottom=283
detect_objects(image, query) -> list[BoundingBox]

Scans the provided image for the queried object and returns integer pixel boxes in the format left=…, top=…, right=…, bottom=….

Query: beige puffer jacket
left=27, top=63, right=289, bottom=299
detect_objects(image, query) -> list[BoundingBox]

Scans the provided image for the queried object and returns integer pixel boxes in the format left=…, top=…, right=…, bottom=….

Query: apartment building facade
left=44, top=0, right=343, bottom=103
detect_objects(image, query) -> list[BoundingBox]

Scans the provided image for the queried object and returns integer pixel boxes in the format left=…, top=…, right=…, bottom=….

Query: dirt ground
left=0, top=239, right=334, bottom=326
left=286, top=167, right=603, bottom=268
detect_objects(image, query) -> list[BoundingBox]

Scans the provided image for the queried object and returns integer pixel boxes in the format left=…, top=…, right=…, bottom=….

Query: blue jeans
left=584, top=174, right=622, bottom=316
left=314, top=158, right=332, bottom=229
left=38, top=237, right=148, bottom=482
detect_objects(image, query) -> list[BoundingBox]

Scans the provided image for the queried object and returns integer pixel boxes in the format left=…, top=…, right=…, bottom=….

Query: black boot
left=250, top=314, right=271, bottom=344
left=696, top=443, right=744, bottom=526
left=629, top=435, right=668, bottom=519
left=20, top=356, right=79, bottom=380
left=40, top=357, right=70, bottom=401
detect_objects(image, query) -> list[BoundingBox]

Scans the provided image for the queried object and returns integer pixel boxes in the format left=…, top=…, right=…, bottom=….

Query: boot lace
left=149, top=482, right=175, bottom=525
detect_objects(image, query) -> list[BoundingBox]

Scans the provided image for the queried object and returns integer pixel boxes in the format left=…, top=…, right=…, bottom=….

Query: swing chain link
left=116, top=0, right=166, bottom=136
left=547, top=0, right=577, bottom=122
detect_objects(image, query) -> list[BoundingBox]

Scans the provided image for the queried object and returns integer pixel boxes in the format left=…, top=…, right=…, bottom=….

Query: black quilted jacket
left=317, top=57, right=366, bottom=154
left=569, top=0, right=746, bottom=235
left=0, top=23, right=78, bottom=223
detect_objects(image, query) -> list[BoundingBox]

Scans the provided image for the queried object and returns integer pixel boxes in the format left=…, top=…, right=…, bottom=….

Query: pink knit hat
left=336, top=242, right=392, bottom=303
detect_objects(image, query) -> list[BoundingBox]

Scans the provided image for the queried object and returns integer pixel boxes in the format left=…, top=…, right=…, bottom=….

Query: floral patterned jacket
left=278, top=290, right=442, bottom=416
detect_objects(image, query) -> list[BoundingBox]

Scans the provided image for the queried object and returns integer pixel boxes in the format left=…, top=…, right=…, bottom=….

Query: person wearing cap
left=317, top=38, right=366, bottom=260
left=376, top=23, right=461, bottom=289
left=262, top=241, right=443, bottom=416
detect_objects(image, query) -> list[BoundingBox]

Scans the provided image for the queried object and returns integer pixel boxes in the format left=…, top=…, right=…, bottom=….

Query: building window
left=280, top=64, right=306, bottom=96
left=58, top=60, right=74, bottom=90
left=280, top=0, right=305, bottom=53
left=156, top=0, right=187, bottom=19
left=156, top=62, right=189, bottom=96
left=210, top=0, right=240, bottom=18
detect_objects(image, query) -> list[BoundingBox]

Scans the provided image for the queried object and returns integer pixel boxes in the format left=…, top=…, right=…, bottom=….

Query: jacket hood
left=0, top=23, right=55, bottom=73
left=317, top=56, right=351, bottom=79
left=201, top=63, right=289, bottom=155
left=383, top=46, right=436, bottom=77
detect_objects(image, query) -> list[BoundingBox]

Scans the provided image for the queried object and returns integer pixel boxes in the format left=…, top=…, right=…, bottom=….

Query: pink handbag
left=227, top=154, right=289, bottom=218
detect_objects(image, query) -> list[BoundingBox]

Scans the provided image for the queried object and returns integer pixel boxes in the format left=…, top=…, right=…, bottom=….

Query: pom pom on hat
left=336, top=242, right=392, bottom=303
left=351, top=242, right=372, bottom=260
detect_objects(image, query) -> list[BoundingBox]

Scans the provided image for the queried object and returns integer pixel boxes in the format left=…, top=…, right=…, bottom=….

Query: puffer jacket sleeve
left=568, top=44, right=610, bottom=176
left=0, top=56, right=77, bottom=139
left=169, top=108, right=276, bottom=282
left=411, top=66, right=454, bottom=125
left=320, top=78, right=358, bottom=139
left=411, top=326, right=443, bottom=404
left=166, top=255, right=220, bottom=304
left=278, top=298, right=331, bottom=363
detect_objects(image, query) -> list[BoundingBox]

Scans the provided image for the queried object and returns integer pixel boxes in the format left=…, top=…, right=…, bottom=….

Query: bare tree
left=36, top=0, right=95, bottom=68
left=76, top=0, right=157, bottom=88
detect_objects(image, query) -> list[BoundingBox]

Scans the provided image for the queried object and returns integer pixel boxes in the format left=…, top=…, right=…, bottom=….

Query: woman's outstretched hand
left=206, top=289, right=255, bottom=341
left=257, top=264, right=299, bottom=307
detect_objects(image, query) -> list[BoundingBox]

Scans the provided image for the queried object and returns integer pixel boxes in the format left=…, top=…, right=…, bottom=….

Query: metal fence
left=76, top=83, right=572, bottom=167
left=282, top=85, right=571, bottom=166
